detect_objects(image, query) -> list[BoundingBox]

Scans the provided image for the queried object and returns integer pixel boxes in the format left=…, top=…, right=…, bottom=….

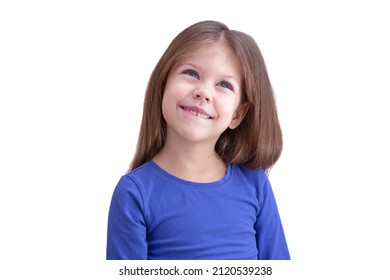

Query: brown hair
left=130, top=20, right=282, bottom=172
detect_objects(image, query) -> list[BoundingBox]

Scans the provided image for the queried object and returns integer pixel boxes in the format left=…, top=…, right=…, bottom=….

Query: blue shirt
left=107, top=160, right=290, bottom=260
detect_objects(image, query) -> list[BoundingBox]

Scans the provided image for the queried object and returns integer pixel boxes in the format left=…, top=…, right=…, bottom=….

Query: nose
left=192, top=85, right=213, bottom=103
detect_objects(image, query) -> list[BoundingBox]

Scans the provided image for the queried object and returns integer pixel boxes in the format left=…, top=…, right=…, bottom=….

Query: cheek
left=163, top=80, right=181, bottom=100
left=216, top=98, right=240, bottom=119
left=161, top=90, right=180, bottom=124
left=161, top=95, right=171, bottom=122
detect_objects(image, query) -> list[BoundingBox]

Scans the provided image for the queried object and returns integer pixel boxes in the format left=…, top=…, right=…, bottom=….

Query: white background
left=1, top=0, right=389, bottom=279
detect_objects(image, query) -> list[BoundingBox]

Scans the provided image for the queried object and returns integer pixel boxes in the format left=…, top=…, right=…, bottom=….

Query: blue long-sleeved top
left=107, top=160, right=290, bottom=260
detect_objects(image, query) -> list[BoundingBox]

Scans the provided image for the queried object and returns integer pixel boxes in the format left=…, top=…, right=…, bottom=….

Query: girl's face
left=161, top=44, right=248, bottom=146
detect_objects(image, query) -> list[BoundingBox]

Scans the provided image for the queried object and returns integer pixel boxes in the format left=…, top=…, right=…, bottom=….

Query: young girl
left=107, top=20, right=290, bottom=260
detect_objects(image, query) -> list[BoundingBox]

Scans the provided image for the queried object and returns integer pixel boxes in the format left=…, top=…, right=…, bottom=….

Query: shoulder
left=230, top=165, right=273, bottom=201
left=114, top=161, right=165, bottom=198
left=232, top=164, right=269, bottom=185
left=119, top=161, right=156, bottom=184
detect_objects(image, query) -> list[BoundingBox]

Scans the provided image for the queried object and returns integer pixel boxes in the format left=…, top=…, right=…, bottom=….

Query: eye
left=217, top=81, right=233, bottom=91
left=183, top=69, right=199, bottom=78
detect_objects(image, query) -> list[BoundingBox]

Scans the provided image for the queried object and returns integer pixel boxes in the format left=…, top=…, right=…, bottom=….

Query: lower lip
left=180, top=106, right=210, bottom=120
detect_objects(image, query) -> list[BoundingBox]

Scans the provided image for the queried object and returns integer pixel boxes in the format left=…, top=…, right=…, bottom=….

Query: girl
left=107, top=20, right=290, bottom=260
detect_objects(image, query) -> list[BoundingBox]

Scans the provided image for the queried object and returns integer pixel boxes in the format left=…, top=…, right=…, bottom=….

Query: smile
left=180, top=106, right=212, bottom=120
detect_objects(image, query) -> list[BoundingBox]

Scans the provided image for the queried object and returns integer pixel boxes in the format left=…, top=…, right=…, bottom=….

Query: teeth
left=189, top=109, right=210, bottom=119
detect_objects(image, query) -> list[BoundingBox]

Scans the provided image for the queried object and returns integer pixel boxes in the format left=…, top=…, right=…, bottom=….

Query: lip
left=180, top=105, right=213, bottom=119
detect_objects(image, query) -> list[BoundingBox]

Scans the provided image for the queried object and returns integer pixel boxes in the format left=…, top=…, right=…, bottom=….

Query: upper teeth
left=189, top=109, right=210, bottom=119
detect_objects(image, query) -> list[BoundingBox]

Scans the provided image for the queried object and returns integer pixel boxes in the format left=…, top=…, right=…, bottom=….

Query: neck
left=153, top=138, right=226, bottom=183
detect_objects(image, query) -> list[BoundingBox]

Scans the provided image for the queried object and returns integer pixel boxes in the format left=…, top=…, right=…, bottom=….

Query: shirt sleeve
left=106, top=175, right=148, bottom=260
left=255, top=174, right=290, bottom=260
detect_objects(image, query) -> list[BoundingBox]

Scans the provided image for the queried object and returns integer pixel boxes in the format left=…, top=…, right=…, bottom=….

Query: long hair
left=130, top=20, right=282, bottom=172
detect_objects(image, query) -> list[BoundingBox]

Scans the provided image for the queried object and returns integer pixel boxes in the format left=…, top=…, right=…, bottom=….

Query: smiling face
left=161, top=43, right=248, bottom=146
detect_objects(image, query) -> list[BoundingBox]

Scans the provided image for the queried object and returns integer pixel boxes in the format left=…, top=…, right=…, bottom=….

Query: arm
left=255, top=175, right=290, bottom=260
left=106, top=176, right=148, bottom=260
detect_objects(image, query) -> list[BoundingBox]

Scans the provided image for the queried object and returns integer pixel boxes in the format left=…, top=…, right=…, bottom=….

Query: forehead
left=184, top=41, right=234, bottom=58
left=177, top=43, right=241, bottom=73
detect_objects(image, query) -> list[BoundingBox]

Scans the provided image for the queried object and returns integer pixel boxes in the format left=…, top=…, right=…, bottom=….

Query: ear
left=229, top=102, right=249, bottom=129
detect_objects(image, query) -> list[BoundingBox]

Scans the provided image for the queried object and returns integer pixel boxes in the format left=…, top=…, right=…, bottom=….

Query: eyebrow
left=177, top=62, right=241, bottom=81
left=176, top=62, right=198, bottom=69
